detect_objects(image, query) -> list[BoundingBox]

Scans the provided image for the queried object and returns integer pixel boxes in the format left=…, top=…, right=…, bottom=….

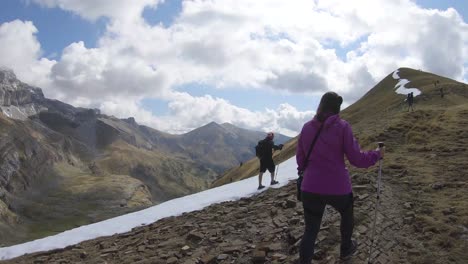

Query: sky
left=0, top=156, right=298, bottom=260
left=0, top=0, right=467, bottom=136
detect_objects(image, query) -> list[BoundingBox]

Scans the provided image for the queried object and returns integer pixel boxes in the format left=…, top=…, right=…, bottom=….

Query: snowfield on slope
left=393, top=69, right=422, bottom=96
left=0, top=157, right=298, bottom=260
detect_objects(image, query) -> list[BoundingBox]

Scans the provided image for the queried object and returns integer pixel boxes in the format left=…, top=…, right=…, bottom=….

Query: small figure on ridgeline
left=255, top=132, right=283, bottom=190
left=433, top=80, right=442, bottom=98
left=407, top=92, right=414, bottom=112
left=434, top=80, right=444, bottom=98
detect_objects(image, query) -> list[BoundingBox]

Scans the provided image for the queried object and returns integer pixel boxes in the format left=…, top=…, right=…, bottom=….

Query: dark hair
left=316, top=92, right=343, bottom=122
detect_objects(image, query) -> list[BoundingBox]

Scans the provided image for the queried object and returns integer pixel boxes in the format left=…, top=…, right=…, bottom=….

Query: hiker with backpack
left=407, top=92, right=414, bottom=112
left=256, top=132, right=283, bottom=190
left=296, top=92, right=384, bottom=263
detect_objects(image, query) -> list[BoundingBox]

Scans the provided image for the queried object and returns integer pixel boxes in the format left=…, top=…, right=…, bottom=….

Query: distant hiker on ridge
left=255, top=132, right=283, bottom=190
left=435, top=80, right=444, bottom=98
left=407, top=92, right=414, bottom=112
left=296, top=92, right=384, bottom=263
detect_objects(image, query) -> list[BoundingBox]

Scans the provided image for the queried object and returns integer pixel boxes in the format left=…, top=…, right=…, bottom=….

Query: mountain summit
left=0, top=69, right=46, bottom=120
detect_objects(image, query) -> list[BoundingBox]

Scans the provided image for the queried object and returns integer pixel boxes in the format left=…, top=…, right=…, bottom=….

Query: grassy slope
left=211, top=67, right=468, bottom=261
left=0, top=113, right=218, bottom=246
left=6, top=161, right=153, bottom=246
left=1, top=138, right=215, bottom=246
left=97, top=140, right=212, bottom=203
left=213, top=68, right=467, bottom=186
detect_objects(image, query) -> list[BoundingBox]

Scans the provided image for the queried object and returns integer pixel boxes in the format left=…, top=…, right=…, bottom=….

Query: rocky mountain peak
left=0, top=69, right=45, bottom=119
left=122, top=117, right=138, bottom=126
left=1, top=67, right=44, bottom=93
left=204, top=121, right=223, bottom=129
left=0, top=68, right=19, bottom=88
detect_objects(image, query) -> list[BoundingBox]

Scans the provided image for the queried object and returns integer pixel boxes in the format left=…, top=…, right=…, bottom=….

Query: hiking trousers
left=259, top=158, right=275, bottom=173
left=299, top=192, right=354, bottom=263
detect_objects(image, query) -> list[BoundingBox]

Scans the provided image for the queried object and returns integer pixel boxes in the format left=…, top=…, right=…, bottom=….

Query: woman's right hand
left=377, top=147, right=385, bottom=159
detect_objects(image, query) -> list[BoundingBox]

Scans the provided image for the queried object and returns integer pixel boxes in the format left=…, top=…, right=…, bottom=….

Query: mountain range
left=0, top=68, right=290, bottom=246
left=1, top=67, right=467, bottom=263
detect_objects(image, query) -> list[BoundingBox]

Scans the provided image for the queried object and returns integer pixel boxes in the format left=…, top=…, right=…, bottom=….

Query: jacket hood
left=311, top=114, right=340, bottom=128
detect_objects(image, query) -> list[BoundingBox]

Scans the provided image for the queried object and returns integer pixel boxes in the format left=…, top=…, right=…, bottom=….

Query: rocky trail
left=4, top=152, right=467, bottom=264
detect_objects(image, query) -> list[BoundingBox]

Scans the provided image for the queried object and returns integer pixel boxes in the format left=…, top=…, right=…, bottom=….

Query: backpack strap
left=301, top=123, right=324, bottom=172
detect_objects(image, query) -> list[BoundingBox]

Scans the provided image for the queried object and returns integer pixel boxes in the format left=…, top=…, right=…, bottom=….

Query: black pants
left=299, top=192, right=354, bottom=263
left=259, top=159, right=275, bottom=173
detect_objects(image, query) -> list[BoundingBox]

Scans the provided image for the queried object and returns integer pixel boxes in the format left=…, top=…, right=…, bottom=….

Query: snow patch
left=392, top=70, right=421, bottom=96
left=0, top=157, right=299, bottom=260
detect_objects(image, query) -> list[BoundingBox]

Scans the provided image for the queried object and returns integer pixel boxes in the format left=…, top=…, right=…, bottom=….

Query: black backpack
left=255, top=140, right=265, bottom=158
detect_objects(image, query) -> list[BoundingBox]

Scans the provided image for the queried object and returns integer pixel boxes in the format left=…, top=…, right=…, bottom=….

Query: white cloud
left=154, top=92, right=313, bottom=136
left=99, top=99, right=159, bottom=127
left=0, top=20, right=55, bottom=88
left=352, top=6, right=468, bottom=81
left=31, top=0, right=162, bottom=22
left=265, top=103, right=314, bottom=136
left=88, top=92, right=312, bottom=137
left=3, top=0, right=468, bottom=135
left=50, top=41, right=168, bottom=101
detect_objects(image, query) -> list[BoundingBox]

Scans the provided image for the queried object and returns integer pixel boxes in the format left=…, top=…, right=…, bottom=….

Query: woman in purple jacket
left=296, top=92, right=383, bottom=263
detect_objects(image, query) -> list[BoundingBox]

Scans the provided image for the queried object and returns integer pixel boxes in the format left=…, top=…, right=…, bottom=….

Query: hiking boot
left=257, top=185, right=265, bottom=190
left=270, top=180, right=279, bottom=185
left=340, top=240, right=357, bottom=260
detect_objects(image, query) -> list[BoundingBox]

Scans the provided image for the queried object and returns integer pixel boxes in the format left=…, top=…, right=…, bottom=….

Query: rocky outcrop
left=0, top=69, right=46, bottom=120
left=0, top=125, right=57, bottom=194
left=0, top=117, right=61, bottom=244
left=0, top=69, right=45, bottom=105
left=0, top=199, right=18, bottom=226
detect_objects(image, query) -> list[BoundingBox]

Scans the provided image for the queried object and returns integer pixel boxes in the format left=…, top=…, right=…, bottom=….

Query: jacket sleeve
left=272, top=143, right=282, bottom=150
left=343, top=122, right=380, bottom=168
left=296, top=126, right=306, bottom=172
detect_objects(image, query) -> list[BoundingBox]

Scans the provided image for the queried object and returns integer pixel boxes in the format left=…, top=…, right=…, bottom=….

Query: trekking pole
left=274, top=164, right=280, bottom=181
left=367, top=142, right=384, bottom=264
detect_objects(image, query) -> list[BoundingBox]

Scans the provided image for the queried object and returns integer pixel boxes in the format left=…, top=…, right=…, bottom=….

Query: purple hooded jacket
left=296, top=114, right=380, bottom=195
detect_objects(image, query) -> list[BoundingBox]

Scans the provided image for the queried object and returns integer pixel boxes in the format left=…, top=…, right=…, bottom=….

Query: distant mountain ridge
left=180, top=121, right=290, bottom=173
left=0, top=69, right=291, bottom=246
left=3, top=67, right=467, bottom=263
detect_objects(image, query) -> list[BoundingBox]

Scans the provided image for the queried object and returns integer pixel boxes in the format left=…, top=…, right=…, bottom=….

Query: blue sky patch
left=416, top=0, right=467, bottom=20
left=176, top=83, right=320, bottom=113
left=324, top=34, right=369, bottom=61
left=143, top=0, right=182, bottom=27
left=141, top=98, right=170, bottom=115
left=0, top=0, right=106, bottom=58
